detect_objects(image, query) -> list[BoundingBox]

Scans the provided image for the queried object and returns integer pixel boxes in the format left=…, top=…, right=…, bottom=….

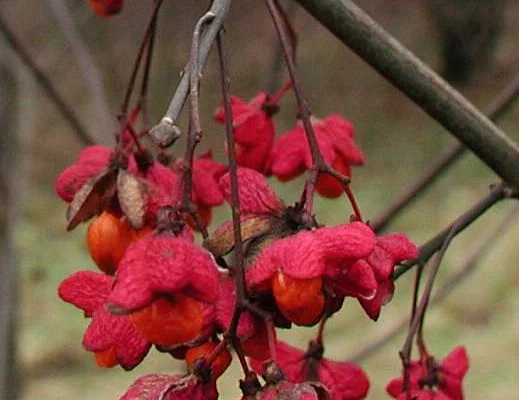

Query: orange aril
left=87, top=211, right=134, bottom=275
left=272, top=271, right=323, bottom=310
left=129, top=295, right=204, bottom=347
left=278, top=293, right=325, bottom=326
left=272, top=271, right=324, bottom=326
left=185, top=341, right=232, bottom=379
left=94, top=347, right=118, bottom=368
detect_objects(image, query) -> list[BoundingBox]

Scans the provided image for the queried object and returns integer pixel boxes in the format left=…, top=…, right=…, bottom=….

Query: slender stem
left=265, top=0, right=321, bottom=163
left=266, top=1, right=298, bottom=94
left=399, top=351, right=411, bottom=400
left=0, top=16, right=94, bottom=145
left=217, top=29, right=253, bottom=376
left=138, top=0, right=159, bottom=125
left=119, top=0, right=164, bottom=122
left=269, top=79, right=293, bottom=105
left=294, top=0, right=519, bottom=188
left=201, top=339, right=228, bottom=368
left=265, top=0, right=353, bottom=216
left=181, top=12, right=216, bottom=210
left=241, top=301, right=278, bottom=361
left=233, top=339, right=251, bottom=375
left=372, top=71, right=519, bottom=232
left=217, top=31, right=246, bottom=300
left=400, top=222, right=459, bottom=365
left=394, top=183, right=511, bottom=279
left=350, top=206, right=519, bottom=363
left=121, top=106, right=143, bottom=152
left=415, top=266, right=426, bottom=349
left=402, top=262, right=425, bottom=400
left=125, top=125, right=144, bottom=153
left=314, top=314, right=328, bottom=346
left=410, top=263, right=424, bottom=328
left=344, top=184, right=363, bottom=221
left=189, top=11, right=216, bottom=147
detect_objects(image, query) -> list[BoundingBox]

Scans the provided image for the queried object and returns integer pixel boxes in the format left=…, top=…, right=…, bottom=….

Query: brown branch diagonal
left=294, top=0, right=519, bottom=188
left=394, top=183, right=514, bottom=280
left=350, top=204, right=519, bottom=363
left=372, top=71, right=519, bottom=232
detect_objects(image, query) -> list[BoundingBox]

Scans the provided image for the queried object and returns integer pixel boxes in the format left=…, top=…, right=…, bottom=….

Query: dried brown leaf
left=66, top=169, right=117, bottom=231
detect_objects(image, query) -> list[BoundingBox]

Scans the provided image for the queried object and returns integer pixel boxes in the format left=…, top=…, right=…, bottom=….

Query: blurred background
left=0, top=0, right=518, bottom=399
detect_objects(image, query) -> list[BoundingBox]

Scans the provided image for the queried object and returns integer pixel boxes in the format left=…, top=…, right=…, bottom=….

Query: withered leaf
left=203, top=216, right=274, bottom=258
left=117, top=169, right=147, bottom=229
left=66, top=169, right=118, bottom=231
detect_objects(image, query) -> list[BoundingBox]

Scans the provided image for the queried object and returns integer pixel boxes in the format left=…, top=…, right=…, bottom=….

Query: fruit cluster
left=55, top=104, right=419, bottom=398
left=53, top=3, right=470, bottom=400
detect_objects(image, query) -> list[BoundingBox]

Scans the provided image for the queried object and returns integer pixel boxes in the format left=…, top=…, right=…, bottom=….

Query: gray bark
left=0, top=64, right=19, bottom=400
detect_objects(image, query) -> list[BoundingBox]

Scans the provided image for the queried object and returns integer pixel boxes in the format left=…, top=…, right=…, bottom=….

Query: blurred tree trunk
left=0, top=64, right=19, bottom=400
left=428, top=0, right=506, bottom=84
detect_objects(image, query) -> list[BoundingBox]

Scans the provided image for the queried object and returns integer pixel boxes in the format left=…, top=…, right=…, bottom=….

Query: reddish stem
left=217, top=31, right=247, bottom=299
left=343, top=184, right=363, bottom=222
left=242, top=301, right=278, bottom=362
left=233, top=339, right=252, bottom=375
left=269, top=79, right=293, bottom=104
left=201, top=339, right=228, bottom=368
left=217, top=30, right=254, bottom=377
left=137, top=0, right=159, bottom=125
left=265, top=0, right=359, bottom=218
left=120, top=106, right=143, bottom=153
left=118, top=0, right=164, bottom=123
left=266, top=319, right=278, bottom=361
left=125, top=125, right=144, bottom=153
left=314, top=315, right=327, bottom=347
left=395, top=183, right=511, bottom=279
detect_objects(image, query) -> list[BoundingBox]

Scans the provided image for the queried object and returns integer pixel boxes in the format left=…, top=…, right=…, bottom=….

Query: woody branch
left=294, top=0, right=519, bottom=188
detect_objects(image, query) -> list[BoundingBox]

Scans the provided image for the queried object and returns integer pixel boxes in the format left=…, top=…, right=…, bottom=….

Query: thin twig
left=400, top=221, right=459, bottom=376
left=265, top=0, right=322, bottom=208
left=294, top=0, right=519, bottom=188
left=119, top=0, right=165, bottom=123
left=217, top=30, right=251, bottom=376
left=349, top=205, right=519, bottom=363
left=189, top=11, right=216, bottom=143
left=138, top=0, right=159, bottom=126
left=372, top=71, right=519, bottom=232
left=394, top=183, right=511, bottom=279
left=265, top=0, right=353, bottom=216
left=216, top=31, right=246, bottom=303
left=0, top=16, right=94, bottom=145
left=181, top=11, right=217, bottom=213
left=266, top=1, right=298, bottom=94
left=410, top=263, right=424, bottom=328
left=149, top=0, right=231, bottom=147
